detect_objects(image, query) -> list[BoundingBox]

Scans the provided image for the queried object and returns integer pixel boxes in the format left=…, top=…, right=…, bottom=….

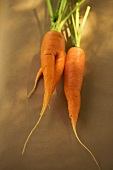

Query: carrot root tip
left=21, top=114, right=43, bottom=155
left=72, top=124, right=101, bottom=170
left=27, top=68, right=43, bottom=98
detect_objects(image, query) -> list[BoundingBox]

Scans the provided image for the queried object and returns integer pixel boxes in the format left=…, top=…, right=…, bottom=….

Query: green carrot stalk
left=46, top=0, right=86, bottom=32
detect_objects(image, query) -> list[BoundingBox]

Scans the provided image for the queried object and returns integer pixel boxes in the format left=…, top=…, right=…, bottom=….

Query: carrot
left=28, top=30, right=65, bottom=98
left=22, top=0, right=84, bottom=154
left=64, top=3, right=101, bottom=170
left=64, top=47, right=85, bottom=126
left=22, top=30, right=65, bottom=154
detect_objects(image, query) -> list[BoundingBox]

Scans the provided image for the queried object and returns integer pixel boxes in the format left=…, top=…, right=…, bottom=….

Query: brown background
left=0, top=0, right=113, bottom=170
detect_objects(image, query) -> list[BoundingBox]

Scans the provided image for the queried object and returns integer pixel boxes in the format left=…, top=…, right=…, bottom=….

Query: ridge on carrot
left=64, top=1, right=101, bottom=170
left=22, top=0, right=85, bottom=155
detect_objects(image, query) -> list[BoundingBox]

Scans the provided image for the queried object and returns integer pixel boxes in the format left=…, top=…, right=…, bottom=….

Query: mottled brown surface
left=0, top=0, right=113, bottom=170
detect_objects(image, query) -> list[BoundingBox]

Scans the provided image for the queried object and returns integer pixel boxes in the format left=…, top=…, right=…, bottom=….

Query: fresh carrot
left=28, top=31, right=65, bottom=97
left=22, top=30, right=65, bottom=154
left=64, top=47, right=85, bottom=126
left=22, top=0, right=85, bottom=154
left=64, top=2, right=101, bottom=170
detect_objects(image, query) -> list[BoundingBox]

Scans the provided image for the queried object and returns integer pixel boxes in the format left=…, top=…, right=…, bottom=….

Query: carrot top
left=68, top=1, right=91, bottom=47
left=46, top=0, right=86, bottom=32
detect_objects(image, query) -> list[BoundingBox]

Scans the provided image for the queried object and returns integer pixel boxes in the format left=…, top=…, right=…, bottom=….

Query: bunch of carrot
left=22, top=0, right=101, bottom=169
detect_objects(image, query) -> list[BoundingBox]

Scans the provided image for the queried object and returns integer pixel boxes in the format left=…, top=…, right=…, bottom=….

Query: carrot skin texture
left=41, top=31, right=65, bottom=94
left=64, top=47, right=85, bottom=126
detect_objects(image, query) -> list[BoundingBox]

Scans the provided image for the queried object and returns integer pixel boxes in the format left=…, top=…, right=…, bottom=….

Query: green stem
left=46, top=0, right=53, bottom=24
left=78, top=6, right=90, bottom=45
left=62, top=1, right=68, bottom=19
left=56, top=0, right=62, bottom=13
left=56, top=0, right=67, bottom=31
left=72, top=14, right=79, bottom=47
left=60, top=0, right=86, bottom=29
left=76, top=2, right=80, bottom=34
left=67, top=19, right=75, bottom=44
left=58, top=0, right=65, bottom=16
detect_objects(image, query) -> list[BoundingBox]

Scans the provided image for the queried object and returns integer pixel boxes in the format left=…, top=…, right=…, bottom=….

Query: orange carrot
left=64, top=47, right=101, bottom=170
left=28, top=31, right=65, bottom=97
left=64, top=3, right=101, bottom=170
left=41, top=30, right=65, bottom=93
left=22, top=30, right=65, bottom=154
left=28, top=30, right=65, bottom=103
left=64, top=47, right=85, bottom=127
